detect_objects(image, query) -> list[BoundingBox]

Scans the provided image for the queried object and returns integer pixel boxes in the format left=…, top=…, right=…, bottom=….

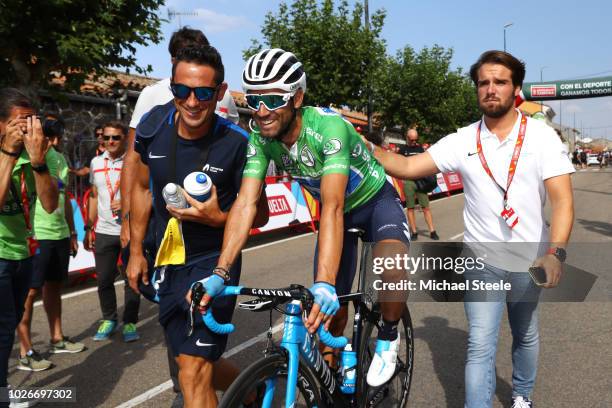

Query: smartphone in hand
left=528, top=266, right=547, bottom=286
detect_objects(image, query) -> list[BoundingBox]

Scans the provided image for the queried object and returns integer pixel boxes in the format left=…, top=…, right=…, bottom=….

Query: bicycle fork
left=278, top=300, right=340, bottom=408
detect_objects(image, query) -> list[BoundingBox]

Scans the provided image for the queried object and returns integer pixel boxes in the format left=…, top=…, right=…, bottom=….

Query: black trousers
left=0, top=257, right=31, bottom=407
left=94, top=233, right=140, bottom=324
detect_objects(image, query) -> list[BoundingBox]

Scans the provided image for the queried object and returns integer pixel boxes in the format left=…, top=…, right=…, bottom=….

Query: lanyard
left=167, top=113, right=218, bottom=184
left=476, top=114, right=527, bottom=203
left=103, top=157, right=121, bottom=201
left=8, top=170, right=32, bottom=230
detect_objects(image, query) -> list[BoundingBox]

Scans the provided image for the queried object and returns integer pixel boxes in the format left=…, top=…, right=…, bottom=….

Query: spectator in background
left=397, top=128, right=440, bottom=241
left=572, top=149, right=579, bottom=168
left=70, top=126, right=105, bottom=179
left=0, top=88, right=58, bottom=404
left=580, top=149, right=587, bottom=169
left=16, top=113, right=84, bottom=373
left=84, top=121, right=141, bottom=343
left=94, top=126, right=106, bottom=156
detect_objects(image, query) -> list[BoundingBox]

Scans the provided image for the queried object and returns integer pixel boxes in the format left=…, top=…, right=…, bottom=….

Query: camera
left=42, top=115, right=65, bottom=138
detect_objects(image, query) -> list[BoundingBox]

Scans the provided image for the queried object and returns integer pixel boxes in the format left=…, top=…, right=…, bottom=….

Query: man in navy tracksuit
left=127, top=45, right=264, bottom=407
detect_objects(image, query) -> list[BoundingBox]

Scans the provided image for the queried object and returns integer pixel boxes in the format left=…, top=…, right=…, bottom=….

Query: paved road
left=8, top=168, right=611, bottom=407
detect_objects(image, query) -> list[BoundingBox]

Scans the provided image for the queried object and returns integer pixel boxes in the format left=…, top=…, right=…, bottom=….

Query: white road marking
left=449, top=232, right=464, bottom=241
left=243, top=232, right=315, bottom=252
left=429, top=192, right=464, bottom=204
left=33, top=281, right=124, bottom=308
left=114, top=323, right=284, bottom=408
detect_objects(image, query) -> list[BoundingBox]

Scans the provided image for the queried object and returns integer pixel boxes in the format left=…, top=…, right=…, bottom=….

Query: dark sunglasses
left=103, top=135, right=123, bottom=141
left=245, top=93, right=293, bottom=111
left=170, top=83, right=219, bottom=101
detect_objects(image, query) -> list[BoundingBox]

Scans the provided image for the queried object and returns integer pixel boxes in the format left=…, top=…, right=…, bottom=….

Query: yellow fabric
left=154, top=217, right=186, bottom=266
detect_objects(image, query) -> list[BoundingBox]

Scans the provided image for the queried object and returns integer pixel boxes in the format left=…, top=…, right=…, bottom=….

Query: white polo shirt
left=428, top=111, right=574, bottom=270
left=129, top=78, right=240, bottom=128
left=89, top=151, right=124, bottom=236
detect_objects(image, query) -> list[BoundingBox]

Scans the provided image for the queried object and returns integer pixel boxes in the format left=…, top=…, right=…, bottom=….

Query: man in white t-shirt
left=84, top=121, right=141, bottom=343
left=367, top=50, right=574, bottom=408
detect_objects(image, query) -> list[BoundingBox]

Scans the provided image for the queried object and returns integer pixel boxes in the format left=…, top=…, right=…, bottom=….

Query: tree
left=244, top=0, right=387, bottom=110
left=0, top=0, right=165, bottom=95
left=373, top=45, right=480, bottom=141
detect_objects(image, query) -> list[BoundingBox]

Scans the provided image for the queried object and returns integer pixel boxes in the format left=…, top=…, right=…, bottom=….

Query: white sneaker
left=366, top=332, right=400, bottom=387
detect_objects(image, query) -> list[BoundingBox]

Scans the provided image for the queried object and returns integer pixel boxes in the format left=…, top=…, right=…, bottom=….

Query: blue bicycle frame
left=200, top=286, right=348, bottom=408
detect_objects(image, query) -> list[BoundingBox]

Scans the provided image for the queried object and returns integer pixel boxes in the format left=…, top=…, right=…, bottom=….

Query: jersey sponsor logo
left=323, top=139, right=342, bottom=155
left=267, top=195, right=292, bottom=216
left=247, top=143, right=257, bottom=158
left=202, top=164, right=224, bottom=173
left=243, top=168, right=261, bottom=175
left=300, top=146, right=315, bottom=167
left=304, top=127, right=323, bottom=143
left=148, top=152, right=166, bottom=159
left=281, top=154, right=293, bottom=168
left=322, top=163, right=348, bottom=172
left=195, top=339, right=215, bottom=347
left=351, top=143, right=363, bottom=158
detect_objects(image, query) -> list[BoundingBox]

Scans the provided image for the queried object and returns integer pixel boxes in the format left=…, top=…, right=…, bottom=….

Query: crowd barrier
left=66, top=173, right=463, bottom=280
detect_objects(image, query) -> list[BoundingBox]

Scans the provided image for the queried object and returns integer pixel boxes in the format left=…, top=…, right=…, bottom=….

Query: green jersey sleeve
left=320, top=117, right=353, bottom=176
left=243, top=133, right=270, bottom=180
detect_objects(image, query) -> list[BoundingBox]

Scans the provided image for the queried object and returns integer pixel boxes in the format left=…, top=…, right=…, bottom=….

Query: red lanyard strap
left=20, top=170, right=33, bottom=230
left=103, top=158, right=121, bottom=201
left=476, top=114, right=527, bottom=202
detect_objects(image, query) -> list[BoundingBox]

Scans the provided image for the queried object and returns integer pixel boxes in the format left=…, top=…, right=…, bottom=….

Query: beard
left=479, top=96, right=515, bottom=118
left=256, top=108, right=297, bottom=141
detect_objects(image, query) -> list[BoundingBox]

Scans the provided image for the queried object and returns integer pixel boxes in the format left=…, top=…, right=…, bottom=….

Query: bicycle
left=194, top=230, right=414, bottom=407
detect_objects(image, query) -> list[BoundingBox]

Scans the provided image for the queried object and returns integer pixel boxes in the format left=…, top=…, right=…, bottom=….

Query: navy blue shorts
left=158, top=253, right=241, bottom=362
left=31, top=239, right=70, bottom=289
left=314, top=181, right=410, bottom=296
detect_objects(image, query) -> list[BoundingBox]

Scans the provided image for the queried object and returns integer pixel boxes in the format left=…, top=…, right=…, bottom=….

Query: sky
left=132, top=0, right=612, bottom=140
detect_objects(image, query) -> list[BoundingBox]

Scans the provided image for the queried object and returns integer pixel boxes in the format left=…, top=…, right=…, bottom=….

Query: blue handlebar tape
left=318, top=326, right=348, bottom=348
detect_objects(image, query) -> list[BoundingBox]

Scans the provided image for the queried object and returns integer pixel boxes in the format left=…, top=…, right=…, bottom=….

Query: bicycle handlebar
left=192, top=284, right=348, bottom=348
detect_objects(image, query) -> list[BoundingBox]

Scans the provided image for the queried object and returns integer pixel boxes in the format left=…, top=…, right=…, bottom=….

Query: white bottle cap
left=164, top=183, right=178, bottom=194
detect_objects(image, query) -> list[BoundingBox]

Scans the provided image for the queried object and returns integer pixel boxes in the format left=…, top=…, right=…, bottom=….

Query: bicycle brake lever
left=188, top=282, right=205, bottom=337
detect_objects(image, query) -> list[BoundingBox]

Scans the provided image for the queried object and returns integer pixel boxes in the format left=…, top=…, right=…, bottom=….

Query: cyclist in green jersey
left=200, top=49, right=410, bottom=387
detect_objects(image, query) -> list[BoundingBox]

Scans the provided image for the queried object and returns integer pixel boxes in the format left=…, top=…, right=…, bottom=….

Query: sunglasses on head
left=245, top=93, right=294, bottom=112
left=170, top=83, right=219, bottom=101
left=103, top=135, right=122, bottom=141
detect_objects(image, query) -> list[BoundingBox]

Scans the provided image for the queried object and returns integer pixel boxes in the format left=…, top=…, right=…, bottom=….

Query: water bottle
left=339, top=344, right=357, bottom=394
left=183, top=172, right=213, bottom=202
left=162, top=183, right=188, bottom=209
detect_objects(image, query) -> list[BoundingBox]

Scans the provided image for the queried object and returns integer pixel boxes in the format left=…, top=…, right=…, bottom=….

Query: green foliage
left=244, top=0, right=387, bottom=109
left=373, top=45, right=480, bottom=141
left=0, top=0, right=165, bottom=94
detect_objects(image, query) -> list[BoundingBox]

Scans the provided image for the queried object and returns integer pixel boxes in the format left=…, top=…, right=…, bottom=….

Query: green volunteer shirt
left=33, top=148, right=70, bottom=240
left=243, top=106, right=386, bottom=212
left=0, top=150, right=39, bottom=260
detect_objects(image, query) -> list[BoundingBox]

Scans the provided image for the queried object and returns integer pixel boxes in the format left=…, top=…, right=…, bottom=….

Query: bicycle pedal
left=367, top=384, right=390, bottom=407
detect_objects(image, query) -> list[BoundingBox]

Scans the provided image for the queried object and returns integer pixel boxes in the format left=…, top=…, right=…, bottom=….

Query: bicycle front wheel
left=219, top=352, right=326, bottom=408
left=357, top=304, right=414, bottom=407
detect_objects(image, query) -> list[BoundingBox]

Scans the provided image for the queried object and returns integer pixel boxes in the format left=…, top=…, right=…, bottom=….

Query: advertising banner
left=521, top=76, right=612, bottom=100
left=251, top=181, right=314, bottom=234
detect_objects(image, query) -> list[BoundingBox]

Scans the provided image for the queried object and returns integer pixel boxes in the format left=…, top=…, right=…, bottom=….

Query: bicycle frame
left=264, top=300, right=341, bottom=407
left=257, top=292, right=381, bottom=408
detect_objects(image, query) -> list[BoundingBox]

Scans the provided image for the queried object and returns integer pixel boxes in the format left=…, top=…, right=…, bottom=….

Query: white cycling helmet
left=242, top=48, right=306, bottom=93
